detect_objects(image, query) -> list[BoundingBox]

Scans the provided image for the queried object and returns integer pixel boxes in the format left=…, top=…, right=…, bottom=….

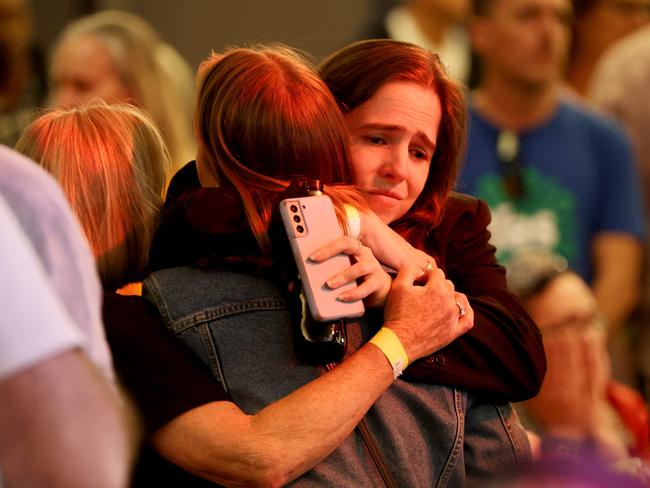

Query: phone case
left=279, top=195, right=365, bottom=321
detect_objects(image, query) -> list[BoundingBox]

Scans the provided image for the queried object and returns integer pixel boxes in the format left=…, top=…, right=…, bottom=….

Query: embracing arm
left=149, top=266, right=471, bottom=487
left=153, top=345, right=393, bottom=487
left=403, top=196, right=546, bottom=402
left=349, top=196, right=545, bottom=402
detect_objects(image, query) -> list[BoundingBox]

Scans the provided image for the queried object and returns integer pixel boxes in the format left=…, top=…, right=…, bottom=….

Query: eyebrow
left=357, top=123, right=437, bottom=151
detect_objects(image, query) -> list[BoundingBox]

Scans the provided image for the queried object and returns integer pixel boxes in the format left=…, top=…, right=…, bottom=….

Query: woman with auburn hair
left=318, top=38, right=544, bottom=398
left=49, top=10, right=195, bottom=174
left=312, top=38, right=546, bottom=481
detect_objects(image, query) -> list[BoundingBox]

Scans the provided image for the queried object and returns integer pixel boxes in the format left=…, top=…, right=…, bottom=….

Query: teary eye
left=365, top=135, right=387, bottom=145
left=410, top=148, right=429, bottom=161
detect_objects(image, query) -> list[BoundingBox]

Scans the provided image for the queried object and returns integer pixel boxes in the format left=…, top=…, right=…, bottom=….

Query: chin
left=373, top=209, right=394, bottom=225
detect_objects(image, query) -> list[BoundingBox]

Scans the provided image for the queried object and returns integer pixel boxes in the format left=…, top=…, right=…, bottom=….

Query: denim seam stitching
left=168, top=299, right=288, bottom=333
left=436, top=388, right=465, bottom=488
left=495, top=404, right=523, bottom=463
left=143, top=275, right=174, bottom=325
left=197, top=322, right=229, bottom=392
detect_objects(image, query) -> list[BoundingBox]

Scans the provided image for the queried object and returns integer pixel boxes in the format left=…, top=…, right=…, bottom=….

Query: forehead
left=527, top=273, right=596, bottom=325
left=421, top=0, right=472, bottom=16
left=53, top=36, right=114, bottom=73
left=350, top=81, right=442, bottom=141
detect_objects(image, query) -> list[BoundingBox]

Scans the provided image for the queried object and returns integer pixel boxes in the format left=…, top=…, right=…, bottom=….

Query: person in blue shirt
left=458, top=0, right=646, bottom=338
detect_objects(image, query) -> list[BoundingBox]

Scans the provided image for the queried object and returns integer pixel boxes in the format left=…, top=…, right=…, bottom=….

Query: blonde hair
left=15, top=101, right=171, bottom=290
left=195, top=45, right=365, bottom=255
left=51, top=10, right=195, bottom=173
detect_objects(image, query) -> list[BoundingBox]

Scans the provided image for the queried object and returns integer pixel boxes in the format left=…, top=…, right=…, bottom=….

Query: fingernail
left=327, top=278, right=341, bottom=288
left=309, top=251, right=322, bottom=261
left=336, top=293, right=349, bottom=302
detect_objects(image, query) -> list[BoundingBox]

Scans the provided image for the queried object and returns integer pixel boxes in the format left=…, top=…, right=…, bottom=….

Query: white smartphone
left=279, top=195, right=365, bottom=322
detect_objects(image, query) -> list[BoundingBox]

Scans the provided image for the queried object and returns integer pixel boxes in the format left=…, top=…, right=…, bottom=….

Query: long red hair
left=195, top=45, right=364, bottom=255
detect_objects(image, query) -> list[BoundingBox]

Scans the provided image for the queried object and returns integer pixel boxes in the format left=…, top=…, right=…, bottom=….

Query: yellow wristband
left=369, top=327, right=409, bottom=379
left=343, top=204, right=361, bottom=239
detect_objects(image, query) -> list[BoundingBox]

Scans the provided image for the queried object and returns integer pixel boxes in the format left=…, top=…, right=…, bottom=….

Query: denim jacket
left=144, top=266, right=531, bottom=487
left=149, top=163, right=546, bottom=404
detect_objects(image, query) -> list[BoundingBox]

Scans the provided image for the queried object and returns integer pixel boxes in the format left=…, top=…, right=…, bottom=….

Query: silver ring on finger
left=456, top=301, right=467, bottom=319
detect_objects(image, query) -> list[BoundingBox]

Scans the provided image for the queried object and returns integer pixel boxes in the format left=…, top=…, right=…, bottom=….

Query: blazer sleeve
left=402, top=196, right=546, bottom=402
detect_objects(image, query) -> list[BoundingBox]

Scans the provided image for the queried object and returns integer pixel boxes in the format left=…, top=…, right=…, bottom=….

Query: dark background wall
left=31, top=0, right=399, bottom=69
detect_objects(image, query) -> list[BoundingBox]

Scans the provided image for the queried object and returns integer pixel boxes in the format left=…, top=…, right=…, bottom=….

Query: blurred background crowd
left=4, top=0, right=650, bottom=486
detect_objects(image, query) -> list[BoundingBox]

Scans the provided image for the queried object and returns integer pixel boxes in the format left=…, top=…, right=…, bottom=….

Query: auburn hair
left=320, top=39, right=467, bottom=249
left=194, top=45, right=364, bottom=255
left=15, top=101, right=170, bottom=289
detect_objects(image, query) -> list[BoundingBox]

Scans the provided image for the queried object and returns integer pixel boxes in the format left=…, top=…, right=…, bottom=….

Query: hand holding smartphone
left=279, top=195, right=365, bottom=321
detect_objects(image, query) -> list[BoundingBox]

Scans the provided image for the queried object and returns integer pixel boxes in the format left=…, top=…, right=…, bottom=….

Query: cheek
left=409, top=166, right=430, bottom=200
left=94, top=75, right=129, bottom=102
left=348, top=146, right=376, bottom=186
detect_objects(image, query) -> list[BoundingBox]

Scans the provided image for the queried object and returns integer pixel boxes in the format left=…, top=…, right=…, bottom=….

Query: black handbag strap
left=325, top=363, right=398, bottom=488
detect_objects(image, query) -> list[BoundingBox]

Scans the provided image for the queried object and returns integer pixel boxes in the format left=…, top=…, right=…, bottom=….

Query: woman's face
left=50, top=35, right=133, bottom=108
left=344, top=81, right=442, bottom=224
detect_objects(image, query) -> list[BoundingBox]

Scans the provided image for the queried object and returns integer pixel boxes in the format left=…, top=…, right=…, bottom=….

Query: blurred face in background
left=412, top=0, right=473, bottom=23
left=50, top=34, right=133, bottom=107
left=526, top=272, right=598, bottom=331
left=574, top=0, right=650, bottom=56
left=471, top=0, right=573, bottom=88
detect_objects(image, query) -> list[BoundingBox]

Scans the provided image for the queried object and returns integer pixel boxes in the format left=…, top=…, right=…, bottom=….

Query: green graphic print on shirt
left=474, top=166, right=577, bottom=266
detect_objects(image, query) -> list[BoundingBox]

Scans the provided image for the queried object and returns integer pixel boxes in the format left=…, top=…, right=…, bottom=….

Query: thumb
left=393, top=264, right=422, bottom=288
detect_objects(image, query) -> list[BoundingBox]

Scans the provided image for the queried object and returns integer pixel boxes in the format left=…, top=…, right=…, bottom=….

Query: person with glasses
left=506, top=248, right=650, bottom=473
left=458, top=0, right=646, bottom=344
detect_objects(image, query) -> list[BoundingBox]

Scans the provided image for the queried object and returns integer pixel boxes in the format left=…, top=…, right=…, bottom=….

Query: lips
left=365, top=187, right=404, bottom=201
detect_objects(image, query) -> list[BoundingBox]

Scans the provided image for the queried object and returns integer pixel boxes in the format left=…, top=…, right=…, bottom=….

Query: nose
left=539, top=11, right=569, bottom=54
left=378, top=146, right=409, bottom=182
left=541, top=11, right=564, bottom=39
left=51, top=83, right=82, bottom=108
